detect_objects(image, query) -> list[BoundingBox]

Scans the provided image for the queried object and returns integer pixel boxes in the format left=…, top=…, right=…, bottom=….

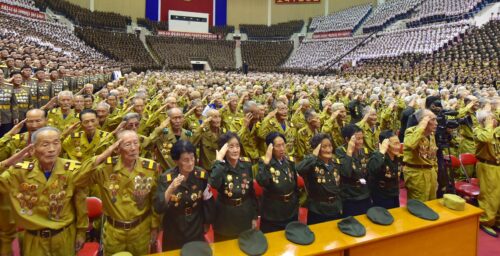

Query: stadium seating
left=240, top=20, right=303, bottom=40
left=146, top=36, right=235, bottom=71
left=241, top=40, right=293, bottom=72
left=209, top=25, right=235, bottom=39
left=407, top=0, right=490, bottom=27
left=362, top=0, right=421, bottom=33
left=137, top=17, right=169, bottom=34
left=310, top=4, right=372, bottom=34
left=2, top=0, right=39, bottom=11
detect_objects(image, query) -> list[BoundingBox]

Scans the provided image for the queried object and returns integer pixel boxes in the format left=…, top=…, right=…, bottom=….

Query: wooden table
left=150, top=200, right=482, bottom=256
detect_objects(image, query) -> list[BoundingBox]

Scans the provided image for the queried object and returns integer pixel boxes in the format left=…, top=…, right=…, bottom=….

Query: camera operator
left=402, top=109, right=438, bottom=202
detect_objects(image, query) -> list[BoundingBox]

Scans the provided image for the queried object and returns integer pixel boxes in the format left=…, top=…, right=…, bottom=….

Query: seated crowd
left=362, top=0, right=421, bottom=33
left=76, top=27, right=160, bottom=72
left=38, top=0, right=131, bottom=29
left=311, top=4, right=372, bottom=33
left=407, top=0, right=491, bottom=27
left=241, top=40, right=293, bottom=72
left=209, top=25, right=235, bottom=39
left=137, top=17, right=169, bottom=34
left=0, top=69, right=498, bottom=256
left=240, top=20, right=304, bottom=40
left=1, top=0, right=39, bottom=10
left=146, top=36, right=235, bottom=71
left=344, top=19, right=500, bottom=85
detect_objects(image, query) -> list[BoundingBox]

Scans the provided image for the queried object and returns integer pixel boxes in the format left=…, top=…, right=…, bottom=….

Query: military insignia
left=226, top=174, right=233, bottom=182
left=166, top=173, right=172, bottom=182
left=142, top=160, right=157, bottom=170
left=162, top=128, right=169, bottom=134
left=133, top=173, right=152, bottom=210
left=288, top=156, right=295, bottom=162
left=185, top=130, right=192, bottom=137
left=64, top=161, right=81, bottom=171
left=14, top=161, right=34, bottom=171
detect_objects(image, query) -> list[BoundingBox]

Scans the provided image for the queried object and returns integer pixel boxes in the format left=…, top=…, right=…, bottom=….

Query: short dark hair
left=83, top=94, right=94, bottom=100
left=341, top=124, right=363, bottom=140
left=265, top=132, right=286, bottom=146
left=79, top=109, right=97, bottom=120
left=171, top=139, right=197, bottom=161
left=310, top=133, right=332, bottom=149
left=379, top=130, right=395, bottom=142
left=218, top=131, right=241, bottom=149
left=9, top=70, right=21, bottom=77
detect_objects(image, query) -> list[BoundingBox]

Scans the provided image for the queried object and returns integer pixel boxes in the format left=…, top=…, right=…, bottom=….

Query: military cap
left=238, top=229, right=268, bottom=256
left=367, top=207, right=394, bottom=225
left=407, top=199, right=439, bottom=221
left=285, top=221, right=315, bottom=245
left=181, top=241, right=212, bottom=256
left=337, top=216, right=366, bottom=237
left=111, top=252, right=133, bottom=256
left=440, top=194, right=465, bottom=211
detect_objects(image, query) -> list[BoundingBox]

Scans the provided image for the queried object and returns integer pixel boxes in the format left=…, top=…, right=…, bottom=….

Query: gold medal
left=227, top=175, right=233, bottom=182
left=228, top=192, right=233, bottom=197
left=275, top=170, right=280, bottom=176
left=317, top=178, right=321, bottom=183
left=191, top=193, right=198, bottom=201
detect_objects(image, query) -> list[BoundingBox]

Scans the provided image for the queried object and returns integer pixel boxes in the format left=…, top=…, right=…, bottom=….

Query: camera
left=435, top=109, right=468, bottom=148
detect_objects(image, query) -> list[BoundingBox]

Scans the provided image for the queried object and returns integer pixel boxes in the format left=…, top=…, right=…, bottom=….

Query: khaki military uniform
left=257, top=116, right=296, bottom=157
left=47, top=108, right=79, bottom=132
left=29, top=79, right=53, bottom=108
left=184, top=114, right=203, bottom=132
left=152, top=127, right=193, bottom=170
left=0, top=132, right=30, bottom=161
left=192, top=127, right=227, bottom=171
left=403, top=126, right=438, bottom=202
left=221, top=108, right=243, bottom=133
left=457, top=105, right=478, bottom=155
left=356, top=120, right=380, bottom=154
left=295, top=126, right=318, bottom=161
left=238, top=123, right=260, bottom=161
left=474, top=126, right=500, bottom=228
left=62, top=130, right=113, bottom=162
left=77, top=156, right=160, bottom=256
left=0, top=158, right=91, bottom=256
left=380, top=107, right=400, bottom=132
left=321, top=118, right=345, bottom=153
left=13, top=85, right=32, bottom=121
left=291, top=111, right=306, bottom=130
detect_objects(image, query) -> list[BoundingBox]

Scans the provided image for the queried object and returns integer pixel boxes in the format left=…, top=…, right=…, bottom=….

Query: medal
left=227, top=175, right=233, bottom=182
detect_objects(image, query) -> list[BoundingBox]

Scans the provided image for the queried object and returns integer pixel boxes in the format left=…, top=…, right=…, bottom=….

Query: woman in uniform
left=296, top=133, right=343, bottom=224
left=256, top=132, right=299, bottom=232
left=210, top=132, right=258, bottom=241
left=154, top=140, right=215, bottom=251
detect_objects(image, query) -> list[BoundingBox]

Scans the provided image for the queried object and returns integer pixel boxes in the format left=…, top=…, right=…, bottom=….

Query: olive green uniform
left=47, top=108, right=79, bottom=132
left=152, top=127, right=193, bottom=170
left=192, top=127, right=226, bottom=171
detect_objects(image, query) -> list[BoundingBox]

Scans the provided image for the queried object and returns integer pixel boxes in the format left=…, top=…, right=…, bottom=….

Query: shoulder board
left=106, top=156, right=118, bottom=165
left=162, top=128, right=169, bottom=134
left=290, top=123, right=294, bottom=128
left=269, top=120, right=275, bottom=125
left=13, top=134, right=21, bottom=140
left=364, top=148, right=369, bottom=155
left=255, top=122, right=261, bottom=129
left=14, top=161, right=34, bottom=171
left=261, top=156, right=266, bottom=161
left=50, top=108, right=57, bottom=114
left=335, top=158, right=340, bottom=164
left=166, top=173, right=173, bottom=182
left=288, top=156, right=295, bottom=162
left=222, top=128, right=227, bottom=133
left=195, top=169, right=208, bottom=180
left=64, top=161, right=81, bottom=171
left=71, top=132, right=81, bottom=138
left=239, top=157, right=251, bottom=162
left=141, top=159, right=157, bottom=170
left=184, top=130, right=192, bottom=137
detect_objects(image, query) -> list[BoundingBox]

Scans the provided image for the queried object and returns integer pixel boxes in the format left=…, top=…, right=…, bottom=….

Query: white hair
left=476, top=110, right=493, bottom=124
left=331, top=102, right=345, bottom=112
left=31, top=126, right=61, bottom=144
left=57, top=90, right=73, bottom=100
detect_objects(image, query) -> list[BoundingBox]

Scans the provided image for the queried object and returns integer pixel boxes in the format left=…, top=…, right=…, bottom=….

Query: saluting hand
left=346, top=135, right=356, bottom=157
left=216, top=143, right=228, bottom=161
left=0, top=144, right=33, bottom=169
left=61, top=121, right=81, bottom=138
left=94, top=138, right=122, bottom=166
left=200, top=116, right=212, bottom=129
left=243, top=113, right=253, bottom=127
left=379, top=139, right=390, bottom=155
left=263, top=143, right=273, bottom=165
left=6, top=119, right=26, bottom=137
left=331, top=109, right=340, bottom=120
left=312, top=143, right=321, bottom=157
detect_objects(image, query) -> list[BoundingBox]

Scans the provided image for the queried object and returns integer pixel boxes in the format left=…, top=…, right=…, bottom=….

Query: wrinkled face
left=308, top=112, right=321, bottom=129
left=209, top=111, right=221, bottom=128
left=84, top=86, right=93, bottom=95
left=166, top=98, right=177, bottom=110
left=84, top=97, right=93, bottom=109
left=32, top=130, right=61, bottom=167
left=26, top=111, right=47, bottom=132
left=107, top=95, right=117, bottom=108
left=169, top=110, right=184, bottom=130
left=11, top=74, right=23, bottom=85
left=319, top=138, right=333, bottom=160
left=213, top=96, right=222, bottom=106
left=425, top=113, right=438, bottom=133
left=125, top=117, right=140, bottom=131
left=176, top=152, right=195, bottom=174
left=388, top=136, right=401, bottom=156
left=118, top=133, right=140, bottom=163
left=352, top=131, right=364, bottom=151
left=58, top=95, right=72, bottom=111
left=95, top=107, right=109, bottom=122
left=225, top=137, right=241, bottom=162
left=229, top=97, right=238, bottom=109
left=301, top=102, right=310, bottom=112
left=338, top=107, right=347, bottom=120
left=73, top=96, right=84, bottom=110
left=133, top=99, right=145, bottom=114
left=81, top=112, right=97, bottom=134
left=276, top=104, right=288, bottom=120
left=194, top=104, right=203, bottom=116
left=272, top=136, right=286, bottom=160
left=367, top=110, right=377, bottom=125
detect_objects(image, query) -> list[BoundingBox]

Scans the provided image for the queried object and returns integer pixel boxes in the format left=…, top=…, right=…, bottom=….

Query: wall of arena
left=66, top=0, right=376, bottom=26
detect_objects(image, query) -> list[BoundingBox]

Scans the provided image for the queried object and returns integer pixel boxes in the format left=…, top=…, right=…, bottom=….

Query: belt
left=174, top=205, right=200, bottom=216
left=311, top=195, right=337, bottom=204
left=220, top=195, right=249, bottom=207
left=403, top=162, right=434, bottom=169
left=26, top=225, right=70, bottom=238
left=477, top=157, right=499, bottom=166
left=106, top=211, right=151, bottom=230
left=266, top=191, right=295, bottom=202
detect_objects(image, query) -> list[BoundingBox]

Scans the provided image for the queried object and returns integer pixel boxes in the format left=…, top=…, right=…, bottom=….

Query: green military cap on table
left=285, top=221, right=315, bottom=245
left=407, top=199, right=439, bottom=221
left=367, top=207, right=394, bottom=225
left=238, top=229, right=268, bottom=256
left=181, top=241, right=212, bottom=256
left=439, top=194, right=466, bottom=211
left=337, top=216, right=366, bottom=237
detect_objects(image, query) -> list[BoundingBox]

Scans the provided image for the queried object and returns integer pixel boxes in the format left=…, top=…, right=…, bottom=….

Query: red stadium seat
left=77, top=197, right=103, bottom=256
left=454, top=154, right=480, bottom=204
left=444, top=155, right=460, bottom=169
left=459, top=153, right=477, bottom=166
